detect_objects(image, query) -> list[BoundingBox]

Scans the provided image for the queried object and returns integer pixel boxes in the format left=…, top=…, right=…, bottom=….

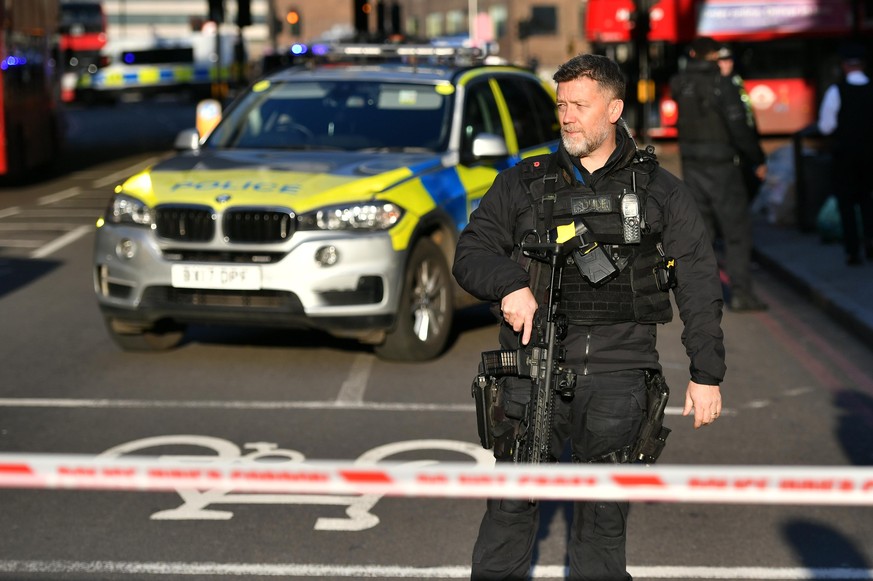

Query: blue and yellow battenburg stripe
left=77, top=63, right=236, bottom=90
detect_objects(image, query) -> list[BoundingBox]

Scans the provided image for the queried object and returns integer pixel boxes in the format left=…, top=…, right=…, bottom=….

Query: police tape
left=2, top=453, right=873, bottom=505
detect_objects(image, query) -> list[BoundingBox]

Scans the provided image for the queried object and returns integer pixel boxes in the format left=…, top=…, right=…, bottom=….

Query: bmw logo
left=216, top=195, right=232, bottom=204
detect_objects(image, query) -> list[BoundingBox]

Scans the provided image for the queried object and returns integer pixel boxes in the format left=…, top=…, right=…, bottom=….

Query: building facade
left=101, top=0, right=590, bottom=73
left=393, top=0, right=589, bottom=75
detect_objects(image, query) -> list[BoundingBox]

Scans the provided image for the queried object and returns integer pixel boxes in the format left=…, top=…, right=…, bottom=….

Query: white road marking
left=92, top=156, right=159, bottom=188
left=0, top=222, right=80, bottom=230
left=0, top=562, right=869, bottom=579
left=38, top=186, right=81, bottom=205
left=335, top=353, right=375, bottom=404
left=30, top=225, right=91, bottom=259
left=0, top=398, right=475, bottom=412
left=0, top=206, right=21, bottom=219
left=624, top=567, right=873, bottom=580
left=12, top=209, right=97, bottom=218
left=0, top=239, right=43, bottom=248
left=90, top=437, right=492, bottom=529
left=0, top=398, right=697, bottom=416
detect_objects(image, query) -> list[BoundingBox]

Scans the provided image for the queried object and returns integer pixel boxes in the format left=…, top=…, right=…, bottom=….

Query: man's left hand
left=682, top=380, right=722, bottom=429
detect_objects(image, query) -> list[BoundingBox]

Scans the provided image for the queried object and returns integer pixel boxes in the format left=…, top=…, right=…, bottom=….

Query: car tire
left=104, top=316, right=186, bottom=352
left=375, top=238, right=453, bottom=361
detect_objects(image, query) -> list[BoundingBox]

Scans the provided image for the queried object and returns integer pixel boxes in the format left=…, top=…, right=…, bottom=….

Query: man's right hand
left=500, top=287, right=538, bottom=345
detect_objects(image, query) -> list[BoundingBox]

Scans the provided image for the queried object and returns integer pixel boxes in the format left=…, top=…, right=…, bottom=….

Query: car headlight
left=298, top=202, right=404, bottom=231
left=105, top=194, right=153, bottom=226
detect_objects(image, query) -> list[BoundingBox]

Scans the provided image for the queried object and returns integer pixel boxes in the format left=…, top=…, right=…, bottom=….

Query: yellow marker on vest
left=555, top=222, right=576, bottom=243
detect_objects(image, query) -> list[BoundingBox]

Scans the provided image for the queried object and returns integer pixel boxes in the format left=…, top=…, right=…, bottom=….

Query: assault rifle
left=476, top=231, right=579, bottom=471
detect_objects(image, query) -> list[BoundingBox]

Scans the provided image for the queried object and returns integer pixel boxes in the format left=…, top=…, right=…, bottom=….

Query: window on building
left=446, top=10, right=465, bottom=35
left=527, top=5, right=558, bottom=36
left=489, top=5, right=507, bottom=38
left=425, top=13, right=443, bottom=38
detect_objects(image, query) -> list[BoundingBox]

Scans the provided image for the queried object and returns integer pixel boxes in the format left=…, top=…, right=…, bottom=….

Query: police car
left=93, top=44, right=560, bottom=361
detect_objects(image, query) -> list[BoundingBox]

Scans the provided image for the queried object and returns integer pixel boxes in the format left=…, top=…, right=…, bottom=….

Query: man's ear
left=609, top=99, right=624, bottom=123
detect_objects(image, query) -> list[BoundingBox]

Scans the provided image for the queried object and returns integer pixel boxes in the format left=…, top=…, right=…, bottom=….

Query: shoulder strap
left=519, top=152, right=561, bottom=241
left=542, top=154, right=559, bottom=242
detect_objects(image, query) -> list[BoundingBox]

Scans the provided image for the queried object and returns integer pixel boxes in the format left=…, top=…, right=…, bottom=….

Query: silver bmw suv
left=93, top=44, right=560, bottom=360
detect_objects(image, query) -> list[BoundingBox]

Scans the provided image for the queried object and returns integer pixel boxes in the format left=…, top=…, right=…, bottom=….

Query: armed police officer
left=453, top=53, right=726, bottom=581
left=670, top=36, right=768, bottom=312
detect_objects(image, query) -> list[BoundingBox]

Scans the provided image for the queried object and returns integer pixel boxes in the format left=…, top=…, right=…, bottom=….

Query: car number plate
left=171, top=264, right=262, bottom=290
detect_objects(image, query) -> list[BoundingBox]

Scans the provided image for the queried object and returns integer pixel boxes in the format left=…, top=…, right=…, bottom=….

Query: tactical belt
left=573, top=446, right=634, bottom=464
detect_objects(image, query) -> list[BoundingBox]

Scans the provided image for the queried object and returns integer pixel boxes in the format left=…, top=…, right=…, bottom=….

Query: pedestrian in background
left=453, top=53, right=726, bottom=581
left=717, top=44, right=764, bottom=204
left=670, top=36, right=768, bottom=312
left=816, top=42, right=873, bottom=266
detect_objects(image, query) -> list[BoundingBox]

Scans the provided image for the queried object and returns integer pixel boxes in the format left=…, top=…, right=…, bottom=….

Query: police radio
left=621, top=190, right=642, bottom=244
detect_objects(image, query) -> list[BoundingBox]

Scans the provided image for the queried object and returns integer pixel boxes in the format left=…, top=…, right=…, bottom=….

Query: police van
left=75, top=31, right=238, bottom=102
left=93, top=44, right=560, bottom=360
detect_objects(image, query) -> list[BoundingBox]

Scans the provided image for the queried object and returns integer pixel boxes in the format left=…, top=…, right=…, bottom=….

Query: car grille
left=153, top=206, right=297, bottom=244
left=155, top=206, right=215, bottom=242
left=224, top=209, right=296, bottom=243
left=142, top=287, right=304, bottom=311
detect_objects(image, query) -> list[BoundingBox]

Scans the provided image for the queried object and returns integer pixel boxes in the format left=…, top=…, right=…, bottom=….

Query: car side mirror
left=174, top=128, right=201, bottom=151
left=469, top=133, right=509, bottom=161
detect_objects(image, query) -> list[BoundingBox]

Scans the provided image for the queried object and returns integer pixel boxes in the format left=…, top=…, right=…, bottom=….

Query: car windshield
left=207, top=78, right=453, bottom=152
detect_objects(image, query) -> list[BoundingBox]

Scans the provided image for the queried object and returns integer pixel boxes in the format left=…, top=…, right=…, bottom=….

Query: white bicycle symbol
left=97, top=436, right=494, bottom=531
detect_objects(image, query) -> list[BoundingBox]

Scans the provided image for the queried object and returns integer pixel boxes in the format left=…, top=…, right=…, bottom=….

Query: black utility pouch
left=472, top=374, right=497, bottom=449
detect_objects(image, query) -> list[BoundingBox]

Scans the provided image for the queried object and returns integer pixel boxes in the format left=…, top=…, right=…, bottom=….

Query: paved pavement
left=654, top=139, right=873, bottom=350
left=752, top=215, right=873, bottom=348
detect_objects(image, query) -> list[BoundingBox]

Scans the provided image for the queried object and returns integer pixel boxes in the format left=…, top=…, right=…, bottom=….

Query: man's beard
left=561, top=123, right=609, bottom=158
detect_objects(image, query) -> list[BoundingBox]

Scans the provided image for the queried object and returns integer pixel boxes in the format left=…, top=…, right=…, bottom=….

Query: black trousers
left=832, top=153, right=873, bottom=258
left=682, top=158, right=755, bottom=296
left=470, top=370, right=647, bottom=581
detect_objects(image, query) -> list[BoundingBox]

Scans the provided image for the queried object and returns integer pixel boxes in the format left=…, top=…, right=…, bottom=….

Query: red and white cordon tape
left=2, top=454, right=873, bottom=505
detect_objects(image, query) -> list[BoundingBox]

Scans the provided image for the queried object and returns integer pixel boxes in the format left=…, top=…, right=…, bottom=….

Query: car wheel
left=104, top=316, right=186, bottom=352
left=375, top=238, right=453, bottom=361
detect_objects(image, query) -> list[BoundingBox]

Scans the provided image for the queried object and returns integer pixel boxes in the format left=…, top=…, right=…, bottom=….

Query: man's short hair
left=552, top=53, right=626, bottom=100
left=690, top=36, right=720, bottom=60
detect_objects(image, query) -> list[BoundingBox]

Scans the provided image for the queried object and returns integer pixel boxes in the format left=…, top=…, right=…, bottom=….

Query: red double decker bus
left=0, top=0, right=64, bottom=179
left=59, top=1, right=107, bottom=102
left=585, top=0, right=873, bottom=138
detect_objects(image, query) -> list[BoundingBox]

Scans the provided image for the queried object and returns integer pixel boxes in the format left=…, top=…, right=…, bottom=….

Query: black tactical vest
left=519, top=152, right=674, bottom=325
left=834, top=80, right=873, bottom=158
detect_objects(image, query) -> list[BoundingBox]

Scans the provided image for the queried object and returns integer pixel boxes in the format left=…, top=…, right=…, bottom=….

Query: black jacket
left=670, top=59, right=765, bottom=167
left=453, top=128, right=726, bottom=385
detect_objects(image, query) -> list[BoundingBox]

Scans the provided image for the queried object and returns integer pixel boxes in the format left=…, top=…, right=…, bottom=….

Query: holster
left=581, top=370, right=671, bottom=464
left=632, top=371, right=672, bottom=464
